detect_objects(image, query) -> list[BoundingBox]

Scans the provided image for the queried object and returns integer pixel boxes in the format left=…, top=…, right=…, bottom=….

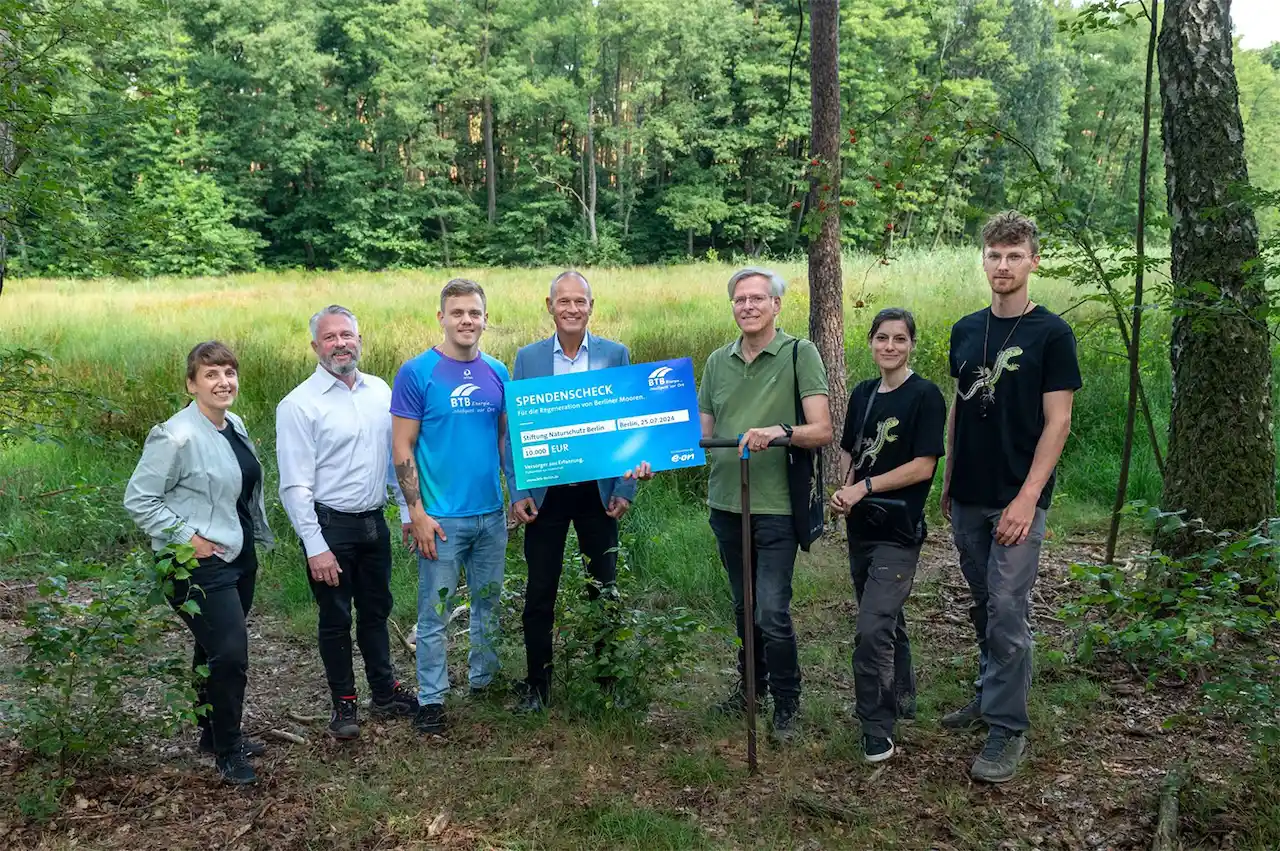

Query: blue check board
left=506, top=358, right=707, bottom=490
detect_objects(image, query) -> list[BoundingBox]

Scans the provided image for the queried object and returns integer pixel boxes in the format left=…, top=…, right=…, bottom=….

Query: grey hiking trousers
left=950, top=500, right=1047, bottom=732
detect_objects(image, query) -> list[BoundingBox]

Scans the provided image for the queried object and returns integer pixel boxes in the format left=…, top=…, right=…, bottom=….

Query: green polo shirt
left=697, top=329, right=829, bottom=515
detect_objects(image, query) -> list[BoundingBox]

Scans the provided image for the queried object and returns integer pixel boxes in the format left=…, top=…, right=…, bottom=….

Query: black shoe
left=199, top=729, right=266, bottom=758
left=414, top=703, right=447, bottom=735
left=470, top=680, right=506, bottom=701
left=328, top=697, right=360, bottom=740
left=941, top=695, right=984, bottom=731
left=370, top=681, right=420, bottom=718
left=770, top=698, right=801, bottom=744
left=863, top=734, right=895, bottom=764
left=512, top=679, right=549, bottom=713
left=896, top=691, right=918, bottom=722
left=215, top=751, right=258, bottom=786
left=971, top=726, right=1027, bottom=783
left=714, top=682, right=768, bottom=717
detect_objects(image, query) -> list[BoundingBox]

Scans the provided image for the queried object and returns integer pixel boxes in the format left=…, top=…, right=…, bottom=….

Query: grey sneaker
left=770, top=698, right=801, bottom=744
left=941, top=695, right=984, bottom=731
left=970, top=726, right=1027, bottom=783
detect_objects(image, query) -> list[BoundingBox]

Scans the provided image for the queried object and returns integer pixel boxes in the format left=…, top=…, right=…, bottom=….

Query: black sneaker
left=770, top=698, right=801, bottom=744
left=414, top=703, right=447, bottom=735
left=199, top=729, right=266, bottom=758
left=941, top=694, right=984, bottom=731
left=513, top=681, right=549, bottom=714
left=970, top=726, right=1027, bottom=783
left=328, top=696, right=360, bottom=740
left=863, top=735, right=895, bottom=764
left=215, top=751, right=258, bottom=785
left=714, top=682, right=768, bottom=717
left=370, top=681, right=419, bottom=718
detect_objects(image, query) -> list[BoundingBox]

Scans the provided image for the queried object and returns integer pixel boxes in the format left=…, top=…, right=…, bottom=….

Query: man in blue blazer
left=509, top=270, right=638, bottom=712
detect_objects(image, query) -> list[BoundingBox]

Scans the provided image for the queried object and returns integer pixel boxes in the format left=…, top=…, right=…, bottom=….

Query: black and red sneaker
left=370, top=681, right=420, bottom=718
left=329, top=695, right=360, bottom=740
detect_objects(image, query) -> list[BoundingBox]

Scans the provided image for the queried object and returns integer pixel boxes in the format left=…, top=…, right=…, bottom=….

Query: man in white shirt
left=277, top=305, right=419, bottom=740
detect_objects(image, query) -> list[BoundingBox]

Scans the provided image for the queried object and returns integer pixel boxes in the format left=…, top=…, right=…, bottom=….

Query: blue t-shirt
left=390, top=348, right=509, bottom=518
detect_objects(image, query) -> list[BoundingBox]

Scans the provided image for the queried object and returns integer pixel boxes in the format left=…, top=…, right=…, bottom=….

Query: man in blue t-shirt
left=391, top=278, right=512, bottom=735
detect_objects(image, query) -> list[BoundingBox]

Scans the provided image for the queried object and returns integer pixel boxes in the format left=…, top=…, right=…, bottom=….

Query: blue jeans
left=416, top=511, right=508, bottom=706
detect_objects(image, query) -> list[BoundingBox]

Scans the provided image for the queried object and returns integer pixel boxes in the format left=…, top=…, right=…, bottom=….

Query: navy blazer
left=508, top=332, right=638, bottom=510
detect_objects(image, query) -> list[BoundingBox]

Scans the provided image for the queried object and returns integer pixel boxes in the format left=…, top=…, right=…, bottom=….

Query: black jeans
left=167, top=544, right=257, bottom=758
left=522, top=484, right=619, bottom=693
left=708, top=509, right=801, bottom=703
left=306, top=504, right=396, bottom=704
left=849, top=536, right=920, bottom=737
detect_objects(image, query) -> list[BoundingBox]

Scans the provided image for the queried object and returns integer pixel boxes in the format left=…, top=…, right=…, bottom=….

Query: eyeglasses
left=731, top=295, right=774, bottom=308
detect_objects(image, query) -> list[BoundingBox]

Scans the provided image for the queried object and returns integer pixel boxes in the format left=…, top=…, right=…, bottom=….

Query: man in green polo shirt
left=698, top=266, right=832, bottom=741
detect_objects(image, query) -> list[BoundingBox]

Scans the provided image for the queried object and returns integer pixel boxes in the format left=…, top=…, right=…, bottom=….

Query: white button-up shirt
left=276, top=365, right=409, bottom=558
left=553, top=332, right=590, bottom=375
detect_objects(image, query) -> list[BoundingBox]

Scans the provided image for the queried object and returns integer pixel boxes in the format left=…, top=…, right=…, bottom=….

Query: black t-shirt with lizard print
left=840, top=373, right=947, bottom=529
left=948, top=305, right=1082, bottom=510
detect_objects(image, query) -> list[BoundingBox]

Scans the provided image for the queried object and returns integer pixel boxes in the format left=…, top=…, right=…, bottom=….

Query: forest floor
left=1, top=533, right=1273, bottom=851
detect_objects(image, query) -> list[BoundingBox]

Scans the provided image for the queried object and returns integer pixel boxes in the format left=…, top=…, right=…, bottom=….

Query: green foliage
left=551, top=540, right=719, bottom=715
left=0, top=348, right=122, bottom=447
left=1, top=547, right=201, bottom=817
left=9, top=0, right=1277, bottom=276
left=1062, top=506, right=1280, bottom=742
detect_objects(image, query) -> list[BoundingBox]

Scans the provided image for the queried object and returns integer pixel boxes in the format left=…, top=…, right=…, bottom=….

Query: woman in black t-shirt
left=829, top=308, right=947, bottom=766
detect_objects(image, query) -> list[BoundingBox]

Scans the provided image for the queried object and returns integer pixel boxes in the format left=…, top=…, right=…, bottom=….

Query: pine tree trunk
left=585, top=94, right=598, bottom=244
left=1157, top=0, right=1273, bottom=554
left=483, top=92, right=496, bottom=225
left=808, top=0, right=845, bottom=484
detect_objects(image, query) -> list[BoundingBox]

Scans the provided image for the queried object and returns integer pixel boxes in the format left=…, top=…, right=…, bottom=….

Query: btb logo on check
left=450, top=382, right=482, bottom=408
left=648, top=365, right=682, bottom=389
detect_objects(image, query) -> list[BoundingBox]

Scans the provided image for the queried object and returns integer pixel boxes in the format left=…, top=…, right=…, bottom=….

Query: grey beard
left=323, top=352, right=359, bottom=375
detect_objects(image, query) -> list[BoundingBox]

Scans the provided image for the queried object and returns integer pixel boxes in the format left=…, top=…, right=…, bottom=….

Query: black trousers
left=708, top=509, right=802, bottom=702
left=522, top=484, right=619, bottom=692
left=167, top=541, right=257, bottom=758
left=849, top=537, right=920, bottom=737
left=306, top=504, right=396, bottom=703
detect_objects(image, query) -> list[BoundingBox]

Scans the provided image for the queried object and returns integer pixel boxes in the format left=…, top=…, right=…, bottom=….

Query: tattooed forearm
left=395, top=458, right=421, bottom=510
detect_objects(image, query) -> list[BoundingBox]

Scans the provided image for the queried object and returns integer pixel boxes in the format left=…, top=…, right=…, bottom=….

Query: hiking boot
left=328, top=696, right=360, bottom=740
left=896, top=691, right=918, bottom=722
left=941, top=695, right=984, bottom=731
left=215, top=751, right=258, bottom=786
left=199, top=729, right=266, bottom=758
left=714, top=682, right=768, bottom=717
left=770, top=698, right=801, bottom=744
left=970, top=726, right=1027, bottom=783
left=512, top=680, right=549, bottom=714
left=370, top=681, right=419, bottom=718
left=414, top=703, right=447, bottom=735
left=863, top=735, right=895, bottom=764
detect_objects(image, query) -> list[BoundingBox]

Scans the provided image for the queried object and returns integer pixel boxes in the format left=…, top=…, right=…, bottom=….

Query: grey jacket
left=124, top=402, right=274, bottom=561
left=506, top=332, right=638, bottom=510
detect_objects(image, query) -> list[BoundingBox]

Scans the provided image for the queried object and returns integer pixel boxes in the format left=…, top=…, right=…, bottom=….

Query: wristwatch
left=865, top=477, right=874, bottom=494
left=779, top=423, right=794, bottom=439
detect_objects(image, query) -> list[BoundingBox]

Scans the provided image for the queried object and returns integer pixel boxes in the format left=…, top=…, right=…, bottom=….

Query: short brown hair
left=981, top=210, right=1040, bottom=256
left=439, top=278, right=486, bottom=312
left=186, top=341, right=238, bottom=381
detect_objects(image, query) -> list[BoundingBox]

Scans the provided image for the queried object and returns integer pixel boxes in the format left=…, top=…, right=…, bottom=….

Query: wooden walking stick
left=700, top=434, right=790, bottom=776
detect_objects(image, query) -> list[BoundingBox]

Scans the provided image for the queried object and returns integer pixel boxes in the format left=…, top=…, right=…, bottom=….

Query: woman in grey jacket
left=124, top=341, right=273, bottom=786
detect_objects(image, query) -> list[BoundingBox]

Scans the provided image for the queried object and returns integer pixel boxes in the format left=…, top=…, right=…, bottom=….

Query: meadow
left=9, top=252, right=1276, bottom=850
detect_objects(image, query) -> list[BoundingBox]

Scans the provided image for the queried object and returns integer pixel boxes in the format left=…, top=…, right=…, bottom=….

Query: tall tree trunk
left=481, top=20, right=496, bottom=226
left=1106, top=0, right=1158, bottom=566
left=808, top=0, right=845, bottom=484
left=585, top=94, right=598, bottom=244
left=0, top=28, right=14, bottom=298
left=1157, top=0, right=1272, bottom=555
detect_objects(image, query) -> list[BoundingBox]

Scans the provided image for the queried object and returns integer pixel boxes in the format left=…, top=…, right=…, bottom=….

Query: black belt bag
left=849, top=498, right=924, bottom=547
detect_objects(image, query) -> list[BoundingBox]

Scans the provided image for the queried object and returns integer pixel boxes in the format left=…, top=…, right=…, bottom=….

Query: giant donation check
left=506, top=358, right=707, bottom=490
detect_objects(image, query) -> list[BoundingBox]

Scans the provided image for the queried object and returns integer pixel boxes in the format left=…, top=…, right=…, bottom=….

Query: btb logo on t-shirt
left=450, top=382, right=482, bottom=408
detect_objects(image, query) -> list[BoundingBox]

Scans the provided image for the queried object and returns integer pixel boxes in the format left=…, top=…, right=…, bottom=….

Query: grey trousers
left=950, top=500, right=1047, bottom=732
left=850, top=540, right=919, bottom=738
